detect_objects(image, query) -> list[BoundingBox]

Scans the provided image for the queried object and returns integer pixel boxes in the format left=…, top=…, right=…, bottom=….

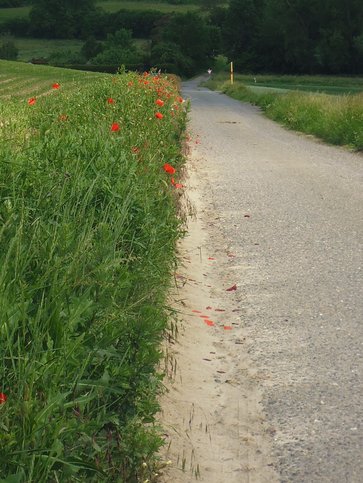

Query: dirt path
left=160, top=78, right=363, bottom=482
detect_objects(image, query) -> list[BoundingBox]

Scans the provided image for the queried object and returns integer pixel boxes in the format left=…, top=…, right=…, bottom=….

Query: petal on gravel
left=226, top=284, right=237, bottom=291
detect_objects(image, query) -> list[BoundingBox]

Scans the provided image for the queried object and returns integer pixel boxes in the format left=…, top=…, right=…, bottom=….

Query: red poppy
left=128, top=81, right=134, bottom=87
left=177, top=96, right=183, bottom=103
left=163, top=163, right=176, bottom=174
left=155, top=99, right=164, bottom=107
left=52, top=83, right=60, bottom=89
left=28, top=97, right=36, bottom=105
left=131, top=146, right=140, bottom=154
left=58, top=114, right=68, bottom=121
left=107, top=98, right=115, bottom=104
left=111, top=122, right=120, bottom=132
left=155, top=112, right=163, bottom=119
left=0, top=393, right=7, bottom=404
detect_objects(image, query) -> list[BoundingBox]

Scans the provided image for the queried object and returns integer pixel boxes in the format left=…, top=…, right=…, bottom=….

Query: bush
left=0, top=39, right=18, bottom=60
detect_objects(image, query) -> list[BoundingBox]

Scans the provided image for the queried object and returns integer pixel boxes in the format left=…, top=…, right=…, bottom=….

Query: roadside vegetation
left=204, top=73, right=363, bottom=151
left=0, top=59, right=187, bottom=481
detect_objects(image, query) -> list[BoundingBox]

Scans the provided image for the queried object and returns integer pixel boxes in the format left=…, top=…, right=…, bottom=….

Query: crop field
left=205, top=73, right=363, bottom=151
left=0, top=59, right=187, bottom=481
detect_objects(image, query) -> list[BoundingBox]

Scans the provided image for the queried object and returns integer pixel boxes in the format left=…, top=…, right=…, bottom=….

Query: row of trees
left=1, top=0, right=362, bottom=75
left=219, top=0, right=363, bottom=74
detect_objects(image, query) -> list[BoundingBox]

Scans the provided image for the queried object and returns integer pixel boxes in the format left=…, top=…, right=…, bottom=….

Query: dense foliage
left=218, top=0, right=363, bottom=74
left=1, top=1, right=362, bottom=84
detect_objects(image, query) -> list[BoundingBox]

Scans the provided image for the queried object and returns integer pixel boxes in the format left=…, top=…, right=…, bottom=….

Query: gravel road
left=181, top=77, right=363, bottom=483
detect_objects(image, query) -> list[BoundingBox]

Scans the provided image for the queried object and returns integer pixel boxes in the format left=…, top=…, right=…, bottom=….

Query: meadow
left=205, top=73, right=363, bottom=151
left=0, top=59, right=187, bottom=481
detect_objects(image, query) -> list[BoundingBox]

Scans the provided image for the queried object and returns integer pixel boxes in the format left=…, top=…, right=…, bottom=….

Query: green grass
left=209, top=72, right=363, bottom=95
left=0, top=37, right=149, bottom=63
left=99, top=0, right=199, bottom=13
left=0, top=59, right=187, bottom=481
left=204, top=73, right=363, bottom=151
left=9, top=38, right=84, bottom=62
left=0, top=5, right=30, bottom=22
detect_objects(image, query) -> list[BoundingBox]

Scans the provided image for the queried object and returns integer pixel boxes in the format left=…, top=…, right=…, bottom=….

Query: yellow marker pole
left=230, top=61, right=234, bottom=85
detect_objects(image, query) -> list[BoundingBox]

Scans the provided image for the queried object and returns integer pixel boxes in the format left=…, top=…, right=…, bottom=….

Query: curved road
left=181, top=77, right=363, bottom=482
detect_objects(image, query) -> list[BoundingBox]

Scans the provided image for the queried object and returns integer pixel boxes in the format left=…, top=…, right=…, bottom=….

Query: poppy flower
left=107, top=98, right=115, bottom=104
left=0, top=393, right=7, bottom=404
left=177, top=96, right=183, bottom=103
left=28, top=97, right=36, bottom=105
left=155, top=99, right=164, bottom=107
left=111, top=122, right=120, bottom=132
left=58, top=114, right=68, bottom=121
left=128, top=81, right=134, bottom=87
left=155, top=112, right=163, bottom=119
left=163, top=163, right=176, bottom=174
left=52, top=83, right=60, bottom=89
left=131, top=146, right=140, bottom=154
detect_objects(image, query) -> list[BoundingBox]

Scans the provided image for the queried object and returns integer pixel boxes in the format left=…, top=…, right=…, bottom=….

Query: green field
left=210, top=73, right=363, bottom=95
left=0, top=59, right=187, bottom=480
left=0, top=1, right=199, bottom=23
left=99, top=0, right=199, bottom=13
left=204, top=73, right=363, bottom=150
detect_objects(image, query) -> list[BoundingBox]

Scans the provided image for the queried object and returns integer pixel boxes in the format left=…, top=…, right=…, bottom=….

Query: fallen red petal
left=224, top=326, right=233, bottom=330
left=204, top=320, right=215, bottom=326
left=226, top=284, right=237, bottom=291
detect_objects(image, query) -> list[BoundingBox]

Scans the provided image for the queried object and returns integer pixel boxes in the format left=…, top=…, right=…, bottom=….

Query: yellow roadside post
left=230, top=61, right=234, bottom=85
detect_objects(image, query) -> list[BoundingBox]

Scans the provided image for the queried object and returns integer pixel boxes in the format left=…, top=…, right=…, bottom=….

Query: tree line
left=1, top=0, right=362, bottom=75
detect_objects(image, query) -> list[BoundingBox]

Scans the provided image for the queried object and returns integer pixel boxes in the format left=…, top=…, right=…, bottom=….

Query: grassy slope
left=204, top=73, right=363, bottom=151
left=0, top=59, right=187, bottom=481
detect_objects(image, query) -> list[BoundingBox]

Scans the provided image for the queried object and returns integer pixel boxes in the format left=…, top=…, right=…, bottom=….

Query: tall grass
left=205, top=74, right=363, bottom=151
left=0, top=65, right=187, bottom=481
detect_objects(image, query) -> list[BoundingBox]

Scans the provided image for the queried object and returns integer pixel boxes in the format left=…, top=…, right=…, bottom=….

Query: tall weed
left=206, top=75, right=363, bottom=151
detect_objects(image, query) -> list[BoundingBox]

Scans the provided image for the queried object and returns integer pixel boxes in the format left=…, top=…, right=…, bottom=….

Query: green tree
left=91, top=29, right=142, bottom=67
left=152, top=12, right=217, bottom=74
left=29, top=0, right=97, bottom=38
left=222, top=0, right=264, bottom=70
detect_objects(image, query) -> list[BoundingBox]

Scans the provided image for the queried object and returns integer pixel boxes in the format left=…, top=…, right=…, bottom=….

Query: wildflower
left=52, top=83, right=60, bottom=89
left=111, top=122, right=120, bottom=132
left=177, top=96, right=183, bottom=103
left=58, top=114, right=68, bottom=121
left=107, top=98, right=115, bottom=104
left=163, top=163, right=176, bottom=174
left=128, top=81, right=134, bottom=87
left=155, top=99, right=164, bottom=107
left=28, top=97, right=36, bottom=105
left=155, top=112, right=163, bottom=119
left=131, top=146, right=140, bottom=154
left=0, top=393, right=7, bottom=404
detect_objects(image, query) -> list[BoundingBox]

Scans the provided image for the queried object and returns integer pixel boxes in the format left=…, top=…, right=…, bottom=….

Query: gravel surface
left=181, top=77, right=363, bottom=483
